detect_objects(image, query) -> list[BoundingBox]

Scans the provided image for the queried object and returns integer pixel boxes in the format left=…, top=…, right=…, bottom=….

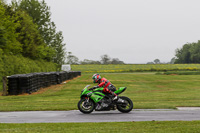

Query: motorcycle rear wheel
left=78, top=98, right=95, bottom=114
left=117, top=96, right=133, bottom=113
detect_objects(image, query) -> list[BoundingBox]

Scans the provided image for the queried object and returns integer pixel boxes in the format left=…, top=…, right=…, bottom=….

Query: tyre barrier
left=6, top=71, right=81, bottom=95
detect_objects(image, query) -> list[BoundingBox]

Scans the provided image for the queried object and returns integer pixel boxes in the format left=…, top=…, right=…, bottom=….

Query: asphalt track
left=1, top=109, right=200, bottom=123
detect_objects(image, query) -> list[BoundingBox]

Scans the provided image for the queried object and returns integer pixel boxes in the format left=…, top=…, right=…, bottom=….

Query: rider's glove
left=92, top=86, right=98, bottom=89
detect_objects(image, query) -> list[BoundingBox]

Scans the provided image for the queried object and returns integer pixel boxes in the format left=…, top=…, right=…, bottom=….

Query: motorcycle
left=77, top=85, right=133, bottom=114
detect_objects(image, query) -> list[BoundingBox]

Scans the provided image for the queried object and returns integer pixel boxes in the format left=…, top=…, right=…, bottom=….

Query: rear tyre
left=78, top=98, right=95, bottom=114
left=117, top=96, right=133, bottom=113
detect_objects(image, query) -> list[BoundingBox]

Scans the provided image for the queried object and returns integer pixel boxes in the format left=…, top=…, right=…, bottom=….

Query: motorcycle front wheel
left=78, top=98, right=95, bottom=114
left=117, top=96, right=133, bottom=113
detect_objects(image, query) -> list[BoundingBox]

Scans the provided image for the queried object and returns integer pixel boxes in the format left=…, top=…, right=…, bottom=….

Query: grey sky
left=7, top=0, right=200, bottom=63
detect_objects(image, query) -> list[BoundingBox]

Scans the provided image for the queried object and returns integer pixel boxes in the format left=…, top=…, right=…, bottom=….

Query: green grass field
left=1, top=73, right=200, bottom=111
left=0, top=83, right=2, bottom=92
left=1, top=72, right=200, bottom=132
left=1, top=121, right=200, bottom=133
left=71, top=64, right=200, bottom=73
left=1, top=64, right=200, bottom=91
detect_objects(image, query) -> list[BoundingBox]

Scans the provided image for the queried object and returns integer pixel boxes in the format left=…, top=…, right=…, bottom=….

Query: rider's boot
left=111, top=92, right=118, bottom=101
left=113, top=95, right=118, bottom=101
left=103, top=88, right=118, bottom=101
left=111, top=92, right=125, bottom=103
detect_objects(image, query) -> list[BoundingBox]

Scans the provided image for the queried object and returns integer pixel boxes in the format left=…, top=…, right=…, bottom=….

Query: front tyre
left=117, top=96, right=133, bottom=113
left=78, top=98, right=95, bottom=114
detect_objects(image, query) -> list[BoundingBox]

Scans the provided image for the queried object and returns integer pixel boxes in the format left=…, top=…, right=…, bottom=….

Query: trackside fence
left=4, top=71, right=81, bottom=95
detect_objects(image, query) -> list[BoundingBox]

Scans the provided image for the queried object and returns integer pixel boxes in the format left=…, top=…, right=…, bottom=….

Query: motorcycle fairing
left=115, top=87, right=126, bottom=95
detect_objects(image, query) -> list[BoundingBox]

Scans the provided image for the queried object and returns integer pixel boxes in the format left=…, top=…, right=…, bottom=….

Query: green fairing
left=82, top=88, right=88, bottom=95
left=90, top=88, right=104, bottom=102
left=80, top=88, right=91, bottom=98
left=94, top=87, right=104, bottom=91
left=115, top=87, right=126, bottom=95
left=90, top=93, right=104, bottom=103
left=80, top=87, right=104, bottom=103
left=93, top=91, right=105, bottom=96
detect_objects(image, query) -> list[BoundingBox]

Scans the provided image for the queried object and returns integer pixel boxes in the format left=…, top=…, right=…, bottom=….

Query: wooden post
left=2, top=76, right=8, bottom=96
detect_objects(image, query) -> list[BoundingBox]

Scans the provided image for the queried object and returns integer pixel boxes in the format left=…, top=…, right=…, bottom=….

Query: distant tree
left=66, top=52, right=79, bottom=64
left=111, top=58, right=124, bottom=64
left=72, top=54, right=125, bottom=65
left=51, top=31, right=66, bottom=67
left=189, top=41, right=200, bottom=63
left=80, top=59, right=101, bottom=64
left=170, top=57, right=176, bottom=64
left=154, top=59, right=160, bottom=64
left=147, top=62, right=154, bottom=64
left=100, top=54, right=111, bottom=64
left=175, top=43, right=191, bottom=63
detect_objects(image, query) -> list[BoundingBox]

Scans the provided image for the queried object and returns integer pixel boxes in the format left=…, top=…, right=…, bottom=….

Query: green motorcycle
left=78, top=85, right=133, bottom=114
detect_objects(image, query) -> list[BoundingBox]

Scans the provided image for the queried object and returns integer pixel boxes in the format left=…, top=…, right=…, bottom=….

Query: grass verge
left=0, top=121, right=200, bottom=133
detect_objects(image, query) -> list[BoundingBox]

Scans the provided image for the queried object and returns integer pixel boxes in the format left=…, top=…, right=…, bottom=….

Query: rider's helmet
left=92, top=74, right=101, bottom=83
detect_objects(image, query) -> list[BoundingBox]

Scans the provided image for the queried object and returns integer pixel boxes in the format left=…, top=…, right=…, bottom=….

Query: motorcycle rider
left=91, top=74, right=118, bottom=110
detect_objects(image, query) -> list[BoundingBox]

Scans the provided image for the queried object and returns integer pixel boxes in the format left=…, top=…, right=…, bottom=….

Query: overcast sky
left=7, top=0, right=200, bottom=63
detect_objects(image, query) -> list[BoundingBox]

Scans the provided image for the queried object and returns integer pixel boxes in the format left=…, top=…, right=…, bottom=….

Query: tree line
left=147, top=58, right=175, bottom=64
left=1, top=0, right=200, bottom=66
left=147, top=39, right=200, bottom=64
left=0, top=0, right=65, bottom=67
left=174, top=40, right=200, bottom=64
left=66, top=53, right=124, bottom=65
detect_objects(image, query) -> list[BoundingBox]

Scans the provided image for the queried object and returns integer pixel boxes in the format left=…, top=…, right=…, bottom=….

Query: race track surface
left=1, top=109, right=200, bottom=123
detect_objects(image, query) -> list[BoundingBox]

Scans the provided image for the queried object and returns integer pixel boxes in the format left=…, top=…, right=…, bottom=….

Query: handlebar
left=88, top=86, right=98, bottom=91
left=89, top=88, right=94, bottom=91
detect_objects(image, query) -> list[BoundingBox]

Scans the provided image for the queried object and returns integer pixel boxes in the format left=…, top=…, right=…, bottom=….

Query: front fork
left=85, top=97, right=89, bottom=102
left=82, top=97, right=93, bottom=108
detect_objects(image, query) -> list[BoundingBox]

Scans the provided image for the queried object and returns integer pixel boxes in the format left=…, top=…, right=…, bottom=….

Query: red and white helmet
left=92, top=74, right=101, bottom=83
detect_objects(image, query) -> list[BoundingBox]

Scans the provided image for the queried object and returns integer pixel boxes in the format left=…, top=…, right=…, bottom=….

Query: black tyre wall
left=7, top=71, right=81, bottom=95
